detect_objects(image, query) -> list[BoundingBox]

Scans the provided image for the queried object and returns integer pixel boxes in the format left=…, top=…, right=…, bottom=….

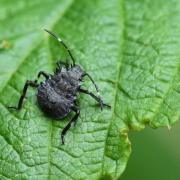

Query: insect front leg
left=79, top=88, right=111, bottom=110
left=56, top=61, right=69, bottom=71
left=37, top=71, right=49, bottom=80
left=82, top=73, right=99, bottom=92
left=8, top=80, right=38, bottom=110
left=61, top=107, right=80, bottom=145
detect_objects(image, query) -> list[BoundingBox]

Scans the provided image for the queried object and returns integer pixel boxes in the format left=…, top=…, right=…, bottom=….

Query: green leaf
left=0, top=0, right=179, bottom=179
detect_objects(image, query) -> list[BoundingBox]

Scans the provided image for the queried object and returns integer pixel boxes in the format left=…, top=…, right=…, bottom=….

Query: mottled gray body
left=37, top=65, right=84, bottom=119
left=8, top=29, right=110, bottom=144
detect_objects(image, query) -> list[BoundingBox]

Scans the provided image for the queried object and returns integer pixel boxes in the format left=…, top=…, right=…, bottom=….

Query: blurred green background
left=120, top=122, right=180, bottom=180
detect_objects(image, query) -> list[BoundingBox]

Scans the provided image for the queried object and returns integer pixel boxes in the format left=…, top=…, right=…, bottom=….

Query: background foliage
left=121, top=122, right=180, bottom=180
left=0, top=0, right=179, bottom=179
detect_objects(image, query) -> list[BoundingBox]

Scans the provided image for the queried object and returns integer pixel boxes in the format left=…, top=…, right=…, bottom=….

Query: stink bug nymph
left=8, top=29, right=111, bottom=144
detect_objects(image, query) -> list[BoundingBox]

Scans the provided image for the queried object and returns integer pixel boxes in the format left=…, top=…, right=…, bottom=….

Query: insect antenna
left=44, top=28, right=75, bottom=66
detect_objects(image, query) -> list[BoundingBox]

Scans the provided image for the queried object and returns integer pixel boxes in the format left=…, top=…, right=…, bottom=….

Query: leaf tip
left=167, top=124, right=172, bottom=131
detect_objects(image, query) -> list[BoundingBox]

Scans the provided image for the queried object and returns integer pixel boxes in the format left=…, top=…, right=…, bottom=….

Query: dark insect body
left=9, top=29, right=110, bottom=144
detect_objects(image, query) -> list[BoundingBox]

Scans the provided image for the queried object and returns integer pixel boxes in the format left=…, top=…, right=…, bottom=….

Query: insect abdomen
left=37, top=83, right=73, bottom=119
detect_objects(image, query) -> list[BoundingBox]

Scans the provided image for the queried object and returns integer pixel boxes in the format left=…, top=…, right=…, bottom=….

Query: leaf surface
left=0, top=0, right=179, bottom=179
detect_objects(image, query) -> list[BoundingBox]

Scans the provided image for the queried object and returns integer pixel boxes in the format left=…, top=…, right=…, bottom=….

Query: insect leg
left=56, top=60, right=69, bottom=70
left=61, top=107, right=80, bottom=145
left=37, top=71, right=49, bottom=80
left=79, top=88, right=111, bottom=110
left=82, top=73, right=99, bottom=92
left=44, top=29, right=75, bottom=66
left=8, top=80, right=38, bottom=110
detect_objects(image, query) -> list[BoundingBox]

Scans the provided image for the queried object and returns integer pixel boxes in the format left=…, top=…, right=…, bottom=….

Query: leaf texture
left=0, top=0, right=179, bottom=179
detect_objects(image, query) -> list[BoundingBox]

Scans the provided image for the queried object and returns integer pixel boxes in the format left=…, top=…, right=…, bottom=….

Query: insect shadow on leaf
left=8, top=29, right=111, bottom=144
